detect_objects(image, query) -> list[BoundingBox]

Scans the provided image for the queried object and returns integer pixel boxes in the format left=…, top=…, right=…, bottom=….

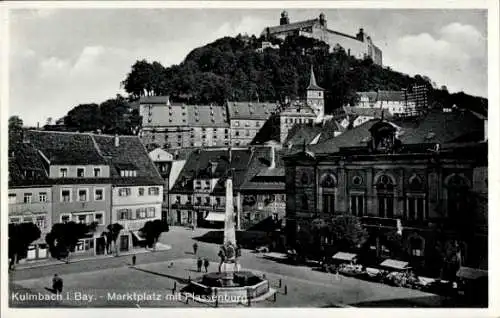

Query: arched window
left=376, top=174, right=395, bottom=218
left=352, top=175, right=363, bottom=186
left=409, top=175, right=423, bottom=191
left=320, top=173, right=336, bottom=214
left=407, top=175, right=426, bottom=221
left=446, top=174, right=470, bottom=220
left=320, top=173, right=337, bottom=188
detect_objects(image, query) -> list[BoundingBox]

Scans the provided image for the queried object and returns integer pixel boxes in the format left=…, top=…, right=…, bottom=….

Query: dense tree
left=118, top=34, right=487, bottom=114
left=64, top=103, right=101, bottom=132
left=45, top=222, right=93, bottom=262
left=106, top=223, right=124, bottom=256
left=326, top=214, right=368, bottom=251
left=140, top=220, right=169, bottom=250
left=8, top=115, right=24, bottom=146
left=8, top=222, right=41, bottom=270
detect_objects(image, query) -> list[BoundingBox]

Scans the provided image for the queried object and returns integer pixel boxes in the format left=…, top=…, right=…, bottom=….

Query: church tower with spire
left=306, top=66, right=325, bottom=118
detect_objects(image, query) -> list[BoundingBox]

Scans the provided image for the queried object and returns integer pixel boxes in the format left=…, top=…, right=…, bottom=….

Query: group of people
left=193, top=242, right=211, bottom=272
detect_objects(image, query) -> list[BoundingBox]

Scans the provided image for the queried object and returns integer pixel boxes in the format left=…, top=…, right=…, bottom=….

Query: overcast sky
left=9, top=8, right=488, bottom=126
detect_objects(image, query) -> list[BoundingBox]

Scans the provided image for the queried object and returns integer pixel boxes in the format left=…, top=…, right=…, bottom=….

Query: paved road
left=10, top=227, right=220, bottom=281
left=9, top=226, right=450, bottom=308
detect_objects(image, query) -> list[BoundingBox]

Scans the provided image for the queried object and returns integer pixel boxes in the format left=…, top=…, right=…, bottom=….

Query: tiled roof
left=265, top=19, right=318, bottom=35
left=24, top=130, right=106, bottom=165
left=310, top=109, right=485, bottom=155
left=285, top=119, right=345, bottom=146
left=239, top=147, right=288, bottom=192
left=170, top=149, right=253, bottom=194
left=227, top=101, right=278, bottom=120
left=346, top=107, right=388, bottom=118
left=357, top=91, right=407, bottom=102
left=140, top=103, right=228, bottom=128
left=140, top=104, right=189, bottom=127
left=92, top=135, right=163, bottom=185
left=139, top=96, right=171, bottom=104
left=251, top=115, right=281, bottom=145
left=284, top=124, right=323, bottom=145
left=187, top=105, right=229, bottom=127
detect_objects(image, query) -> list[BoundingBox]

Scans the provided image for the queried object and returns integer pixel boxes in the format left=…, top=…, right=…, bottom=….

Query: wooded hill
left=122, top=34, right=487, bottom=115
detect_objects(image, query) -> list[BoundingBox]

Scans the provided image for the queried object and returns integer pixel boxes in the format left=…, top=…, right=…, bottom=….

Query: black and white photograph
left=2, top=0, right=498, bottom=314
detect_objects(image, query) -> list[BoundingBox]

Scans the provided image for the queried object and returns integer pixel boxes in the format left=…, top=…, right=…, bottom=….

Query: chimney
left=210, top=161, right=217, bottom=176
left=114, top=134, right=120, bottom=147
left=269, top=144, right=276, bottom=169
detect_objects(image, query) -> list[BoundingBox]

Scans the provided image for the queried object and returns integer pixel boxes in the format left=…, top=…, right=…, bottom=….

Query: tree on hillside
left=45, top=222, right=92, bottom=262
left=8, top=222, right=41, bottom=270
left=64, top=103, right=102, bottom=132
left=140, top=220, right=169, bottom=251
left=100, top=95, right=131, bottom=134
left=8, top=115, right=24, bottom=146
left=121, top=59, right=158, bottom=99
left=106, top=223, right=124, bottom=256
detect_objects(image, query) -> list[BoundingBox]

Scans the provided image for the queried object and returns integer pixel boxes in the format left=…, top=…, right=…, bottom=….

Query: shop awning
left=380, top=259, right=410, bottom=270
left=456, top=267, right=488, bottom=280
left=205, top=213, right=225, bottom=222
left=131, top=230, right=147, bottom=241
left=332, top=252, right=357, bottom=262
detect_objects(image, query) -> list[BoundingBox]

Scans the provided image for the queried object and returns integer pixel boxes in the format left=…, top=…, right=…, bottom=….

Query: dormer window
left=60, top=168, right=68, bottom=178
left=94, top=168, right=101, bottom=177
left=120, top=170, right=137, bottom=177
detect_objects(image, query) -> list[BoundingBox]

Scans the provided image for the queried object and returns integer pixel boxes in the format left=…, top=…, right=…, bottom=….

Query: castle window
left=376, top=175, right=395, bottom=218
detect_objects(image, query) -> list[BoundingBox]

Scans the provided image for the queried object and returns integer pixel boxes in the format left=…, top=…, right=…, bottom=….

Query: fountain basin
left=182, top=271, right=273, bottom=304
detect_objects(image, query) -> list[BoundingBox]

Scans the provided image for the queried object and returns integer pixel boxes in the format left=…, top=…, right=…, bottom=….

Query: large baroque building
left=262, top=11, right=383, bottom=65
left=284, top=108, right=487, bottom=274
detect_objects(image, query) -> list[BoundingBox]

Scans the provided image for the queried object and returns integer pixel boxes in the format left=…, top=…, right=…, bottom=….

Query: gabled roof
left=92, top=135, right=163, bottom=185
left=170, top=149, right=253, bottom=194
left=227, top=101, right=278, bottom=120
left=24, top=130, right=106, bottom=165
left=239, top=147, right=288, bottom=192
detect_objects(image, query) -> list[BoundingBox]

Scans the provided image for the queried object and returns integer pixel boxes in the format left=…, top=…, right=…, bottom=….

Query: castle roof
left=227, top=101, right=278, bottom=120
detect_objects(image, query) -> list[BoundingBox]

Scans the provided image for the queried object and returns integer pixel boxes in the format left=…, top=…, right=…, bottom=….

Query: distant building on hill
left=262, top=11, right=383, bottom=65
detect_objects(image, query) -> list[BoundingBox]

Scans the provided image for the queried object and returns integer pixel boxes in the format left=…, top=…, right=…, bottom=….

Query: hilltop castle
left=262, top=11, right=383, bottom=65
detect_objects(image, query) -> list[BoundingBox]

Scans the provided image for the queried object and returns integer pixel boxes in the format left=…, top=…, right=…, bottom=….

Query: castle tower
left=307, top=66, right=325, bottom=118
left=319, top=12, right=327, bottom=28
left=280, top=10, right=290, bottom=25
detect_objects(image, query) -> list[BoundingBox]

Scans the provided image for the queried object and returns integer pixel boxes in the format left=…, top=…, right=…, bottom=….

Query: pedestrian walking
left=203, top=258, right=210, bottom=272
left=132, top=255, right=136, bottom=266
left=197, top=257, right=203, bottom=272
left=193, top=242, right=198, bottom=255
left=52, top=274, right=63, bottom=294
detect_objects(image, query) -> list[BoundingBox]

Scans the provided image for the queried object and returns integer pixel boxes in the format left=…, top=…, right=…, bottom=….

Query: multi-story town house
left=138, top=96, right=230, bottom=149
left=284, top=107, right=487, bottom=275
left=227, top=101, right=278, bottom=146
left=239, top=143, right=287, bottom=232
left=353, top=87, right=428, bottom=118
left=92, top=134, right=164, bottom=252
left=8, top=143, right=53, bottom=260
left=9, top=130, right=164, bottom=258
left=169, top=148, right=253, bottom=228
